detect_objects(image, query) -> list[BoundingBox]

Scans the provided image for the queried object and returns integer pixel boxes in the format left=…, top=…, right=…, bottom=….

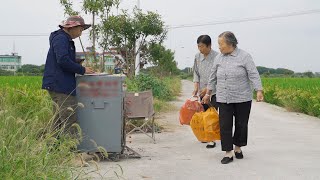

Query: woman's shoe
left=206, top=142, right=216, bottom=148
left=221, top=156, right=233, bottom=164
left=235, top=151, right=243, bottom=159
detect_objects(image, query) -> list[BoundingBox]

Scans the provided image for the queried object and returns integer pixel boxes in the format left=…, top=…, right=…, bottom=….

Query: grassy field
left=0, top=76, right=81, bottom=179
left=0, top=75, right=181, bottom=179
left=262, top=78, right=320, bottom=117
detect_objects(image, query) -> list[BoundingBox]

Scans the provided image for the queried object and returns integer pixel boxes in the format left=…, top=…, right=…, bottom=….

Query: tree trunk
left=92, top=12, right=97, bottom=70
left=100, top=10, right=111, bottom=73
left=125, top=50, right=135, bottom=79
left=101, top=49, right=105, bottom=73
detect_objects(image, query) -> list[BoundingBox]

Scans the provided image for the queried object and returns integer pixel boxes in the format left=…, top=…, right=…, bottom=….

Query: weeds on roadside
left=0, top=77, right=123, bottom=179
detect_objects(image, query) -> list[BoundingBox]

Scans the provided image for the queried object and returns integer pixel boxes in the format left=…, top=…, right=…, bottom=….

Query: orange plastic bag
left=190, top=107, right=220, bottom=142
left=179, top=99, right=204, bottom=125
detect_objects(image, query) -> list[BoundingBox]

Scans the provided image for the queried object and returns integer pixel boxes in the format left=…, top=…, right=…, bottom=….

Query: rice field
left=262, top=78, right=320, bottom=117
left=0, top=76, right=106, bottom=179
left=0, top=75, right=180, bottom=179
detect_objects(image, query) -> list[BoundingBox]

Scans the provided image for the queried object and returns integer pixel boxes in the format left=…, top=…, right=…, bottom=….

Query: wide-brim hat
left=59, top=16, right=91, bottom=30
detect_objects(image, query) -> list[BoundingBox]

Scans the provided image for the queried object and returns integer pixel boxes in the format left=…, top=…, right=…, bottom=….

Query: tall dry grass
left=0, top=76, right=118, bottom=179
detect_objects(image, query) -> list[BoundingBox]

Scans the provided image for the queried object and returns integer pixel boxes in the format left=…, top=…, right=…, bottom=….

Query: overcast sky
left=0, top=0, right=319, bottom=72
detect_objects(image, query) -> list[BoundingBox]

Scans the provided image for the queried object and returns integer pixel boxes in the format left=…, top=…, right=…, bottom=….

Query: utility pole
left=13, top=41, right=16, bottom=76
left=135, top=0, right=141, bottom=76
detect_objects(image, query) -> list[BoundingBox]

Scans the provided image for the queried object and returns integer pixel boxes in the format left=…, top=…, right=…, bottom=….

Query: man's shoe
left=206, top=142, right=216, bottom=148
left=221, top=156, right=233, bottom=164
left=235, top=151, right=243, bottom=159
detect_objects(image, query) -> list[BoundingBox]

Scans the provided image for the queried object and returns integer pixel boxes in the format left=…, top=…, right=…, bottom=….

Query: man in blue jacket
left=42, top=16, right=94, bottom=137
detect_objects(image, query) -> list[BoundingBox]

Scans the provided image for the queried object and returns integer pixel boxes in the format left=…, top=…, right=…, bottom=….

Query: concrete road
left=94, top=80, right=320, bottom=180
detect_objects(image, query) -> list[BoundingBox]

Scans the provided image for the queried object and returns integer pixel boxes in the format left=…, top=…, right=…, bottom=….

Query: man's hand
left=256, top=90, right=264, bottom=102
left=85, top=67, right=95, bottom=74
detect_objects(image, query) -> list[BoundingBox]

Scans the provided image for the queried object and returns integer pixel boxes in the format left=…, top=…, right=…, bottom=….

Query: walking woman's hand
left=256, top=90, right=264, bottom=102
left=192, top=90, right=198, bottom=97
left=201, top=94, right=210, bottom=104
left=199, top=88, right=207, bottom=98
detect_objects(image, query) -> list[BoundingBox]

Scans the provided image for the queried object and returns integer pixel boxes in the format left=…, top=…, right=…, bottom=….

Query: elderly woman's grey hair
left=219, top=31, right=238, bottom=48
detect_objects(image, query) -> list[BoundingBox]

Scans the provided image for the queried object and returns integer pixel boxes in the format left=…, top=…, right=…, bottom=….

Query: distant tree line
left=178, top=66, right=319, bottom=79
left=0, top=64, right=44, bottom=76
left=257, top=66, right=318, bottom=78
left=1, top=64, right=318, bottom=78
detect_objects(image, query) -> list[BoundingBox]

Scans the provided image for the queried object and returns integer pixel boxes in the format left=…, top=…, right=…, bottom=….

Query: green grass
left=0, top=75, right=182, bottom=179
left=0, top=76, right=114, bottom=179
left=0, top=76, right=80, bottom=179
left=0, top=76, right=42, bottom=87
left=154, top=76, right=181, bottom=112
left=262, top=78, right=320, bottom=117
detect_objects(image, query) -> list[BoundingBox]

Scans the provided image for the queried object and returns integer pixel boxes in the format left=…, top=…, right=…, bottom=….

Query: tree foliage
left=146, top=43, right=179, bottom=76
left=17, top=64, right=44, bottom=74
left=99, top=9, right=167, bottom=77
left=59, top=0, right=78, bottom=15
left=257, top=66, right=294, bottom=75
left=59, top=1, right=167, bottom=78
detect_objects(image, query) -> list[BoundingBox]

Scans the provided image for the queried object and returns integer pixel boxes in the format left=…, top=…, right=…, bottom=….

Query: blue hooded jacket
left=42, top=29, right=85, bottom=96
